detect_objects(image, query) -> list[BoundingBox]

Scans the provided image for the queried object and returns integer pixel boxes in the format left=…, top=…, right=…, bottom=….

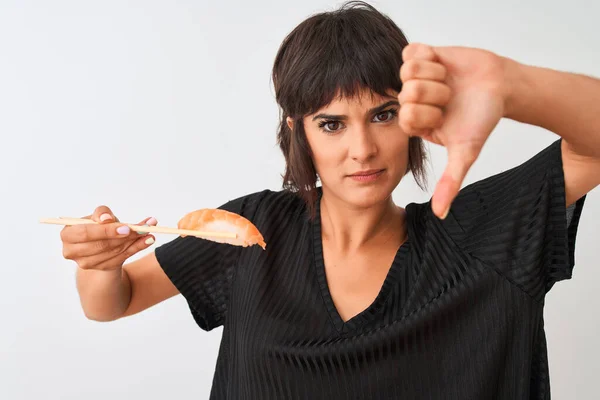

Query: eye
left=318, top=120, right=344, bottom=134
left=373, top=109, right=398, bottom=123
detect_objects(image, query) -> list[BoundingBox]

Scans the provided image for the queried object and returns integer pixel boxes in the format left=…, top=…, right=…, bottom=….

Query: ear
left=286, top=116, right=294, bottom=131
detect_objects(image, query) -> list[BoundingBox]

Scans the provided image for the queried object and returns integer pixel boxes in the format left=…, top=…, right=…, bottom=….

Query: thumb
left=432, top=146, right=475, bottom=219
left=134, top=216, right=158, bottom=234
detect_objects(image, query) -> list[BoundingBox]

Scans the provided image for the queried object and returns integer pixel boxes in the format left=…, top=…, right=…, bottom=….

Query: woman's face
left=290, top=88, right=410, bottom=209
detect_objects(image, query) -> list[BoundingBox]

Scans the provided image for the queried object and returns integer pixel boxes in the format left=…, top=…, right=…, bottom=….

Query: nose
left=348, top=126, right=378, bottom=163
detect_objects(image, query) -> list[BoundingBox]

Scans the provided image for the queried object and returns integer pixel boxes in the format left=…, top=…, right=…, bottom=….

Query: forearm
left=76, top=267, right=132, bottom=322
left=503, top=57, right=600, bottom=158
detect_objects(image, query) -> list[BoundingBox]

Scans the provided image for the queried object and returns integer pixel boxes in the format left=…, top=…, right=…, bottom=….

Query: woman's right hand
left=60, top=206, right=158, bottom=271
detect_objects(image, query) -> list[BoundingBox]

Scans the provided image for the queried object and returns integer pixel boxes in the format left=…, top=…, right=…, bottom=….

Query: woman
left=61, top=1, right=599, bottom=399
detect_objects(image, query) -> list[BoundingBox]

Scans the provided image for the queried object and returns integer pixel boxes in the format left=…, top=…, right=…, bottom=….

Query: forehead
left=313, top=87, right=398, bottom=112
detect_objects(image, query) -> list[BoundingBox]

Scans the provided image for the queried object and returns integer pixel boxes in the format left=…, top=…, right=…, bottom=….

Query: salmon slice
left=177, top=208, right=266, bottom=250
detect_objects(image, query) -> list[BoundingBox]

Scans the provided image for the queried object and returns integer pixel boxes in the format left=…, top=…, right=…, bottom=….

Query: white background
left=1, top=0, right=598, bottom=398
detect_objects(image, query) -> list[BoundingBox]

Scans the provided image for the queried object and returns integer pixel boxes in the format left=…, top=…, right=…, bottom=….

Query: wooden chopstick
left=39, top=217, right=237, bottom=239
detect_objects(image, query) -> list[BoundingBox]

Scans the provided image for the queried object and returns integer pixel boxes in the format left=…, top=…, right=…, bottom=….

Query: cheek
left=304, top=130, right=343, bottom=173
left=310, top=146, right=343, bottom=177
left=380, top=129, right=410, bottom=167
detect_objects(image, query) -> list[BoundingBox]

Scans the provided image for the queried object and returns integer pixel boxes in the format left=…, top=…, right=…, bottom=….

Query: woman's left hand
left=398, top=43, right=513, bottom=219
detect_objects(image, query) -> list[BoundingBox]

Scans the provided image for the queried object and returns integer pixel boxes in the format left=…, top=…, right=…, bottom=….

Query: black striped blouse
left=154, top=138, right=587, bottom=399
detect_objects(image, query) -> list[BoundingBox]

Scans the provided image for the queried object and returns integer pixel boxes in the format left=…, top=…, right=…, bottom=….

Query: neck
left=319, top=187, right=406, bottom=253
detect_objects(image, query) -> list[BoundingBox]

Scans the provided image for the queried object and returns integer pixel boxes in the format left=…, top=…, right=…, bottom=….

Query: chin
left=347, top=187, right=392, bottom=209
left=339, top=179, right=398, bottom=210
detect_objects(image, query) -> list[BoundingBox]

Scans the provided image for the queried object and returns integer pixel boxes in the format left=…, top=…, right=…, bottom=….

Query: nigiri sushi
left=177, top=208, right=266, bottom=250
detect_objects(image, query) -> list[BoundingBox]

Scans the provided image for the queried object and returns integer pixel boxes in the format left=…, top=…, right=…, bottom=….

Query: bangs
left=273, top=1, right=409, bottom=118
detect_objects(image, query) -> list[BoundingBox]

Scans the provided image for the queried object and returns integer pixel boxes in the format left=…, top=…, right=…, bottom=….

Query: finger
left=420, top=130, right=444, bottom=147
left=138, top=216, right=157, bottom=226
left=432, top=147, right=478, bottom=219
left=63, top=236, right=137, bottom=259
left=402, top=43, right=439, bottom=63
left=405, top=128, right=431, bottom=138
left=76, top=234, right=156, bottom=271
left=74, top=238, right=134, bottom=270
left=61, top=221, right=133, bottom=244
left=63, top=217, right=157, bottom=259
left=398, top=80, right=451, bottom=107
left=114, top=234, right=156, bottom=265
left=400, top=60, right=447, bottom=83
left=398, top=103, right=444, bottom=135
left=133, top=216, right=158, bottom=234
left=91, top=205, right=119, bottom=223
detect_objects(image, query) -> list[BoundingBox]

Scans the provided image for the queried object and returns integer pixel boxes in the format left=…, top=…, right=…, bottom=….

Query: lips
left=348, top=169, right=385, bottom=177
left=346, top=169, right=386, bottom=183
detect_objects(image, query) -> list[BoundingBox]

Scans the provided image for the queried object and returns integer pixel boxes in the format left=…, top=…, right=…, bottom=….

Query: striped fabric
left=155, top=138, right=587, bottom=399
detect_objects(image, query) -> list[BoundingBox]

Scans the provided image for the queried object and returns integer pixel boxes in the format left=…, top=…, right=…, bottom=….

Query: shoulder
left=222, top=189, right=309, bottom=256
left=406, top=139, right=566, bottom=244
left=221, top=188, right=307, bottom=223
left=451, top=138, right=563, bottom=210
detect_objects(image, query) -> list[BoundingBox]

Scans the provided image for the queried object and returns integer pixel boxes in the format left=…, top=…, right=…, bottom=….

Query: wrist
left=500, top=56, right=532, bottom=121
left=76, top=266, right=129, bottom=321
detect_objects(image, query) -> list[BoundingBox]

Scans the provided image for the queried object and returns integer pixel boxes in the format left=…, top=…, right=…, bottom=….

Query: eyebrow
left=311, top=100, right=399, bottom=121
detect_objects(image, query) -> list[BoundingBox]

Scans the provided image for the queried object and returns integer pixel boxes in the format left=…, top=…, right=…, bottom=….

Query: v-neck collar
left=311, top=187, right=413, bottom=334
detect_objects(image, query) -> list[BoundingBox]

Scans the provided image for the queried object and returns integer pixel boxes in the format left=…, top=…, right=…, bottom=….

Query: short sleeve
left=439, top=138, right=587, bottom=297
left=154, top=190, right=267, bottom=331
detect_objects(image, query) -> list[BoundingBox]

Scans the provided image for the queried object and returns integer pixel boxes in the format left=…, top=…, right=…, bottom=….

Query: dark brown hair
left=272, top=1, right=428, bottom=218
